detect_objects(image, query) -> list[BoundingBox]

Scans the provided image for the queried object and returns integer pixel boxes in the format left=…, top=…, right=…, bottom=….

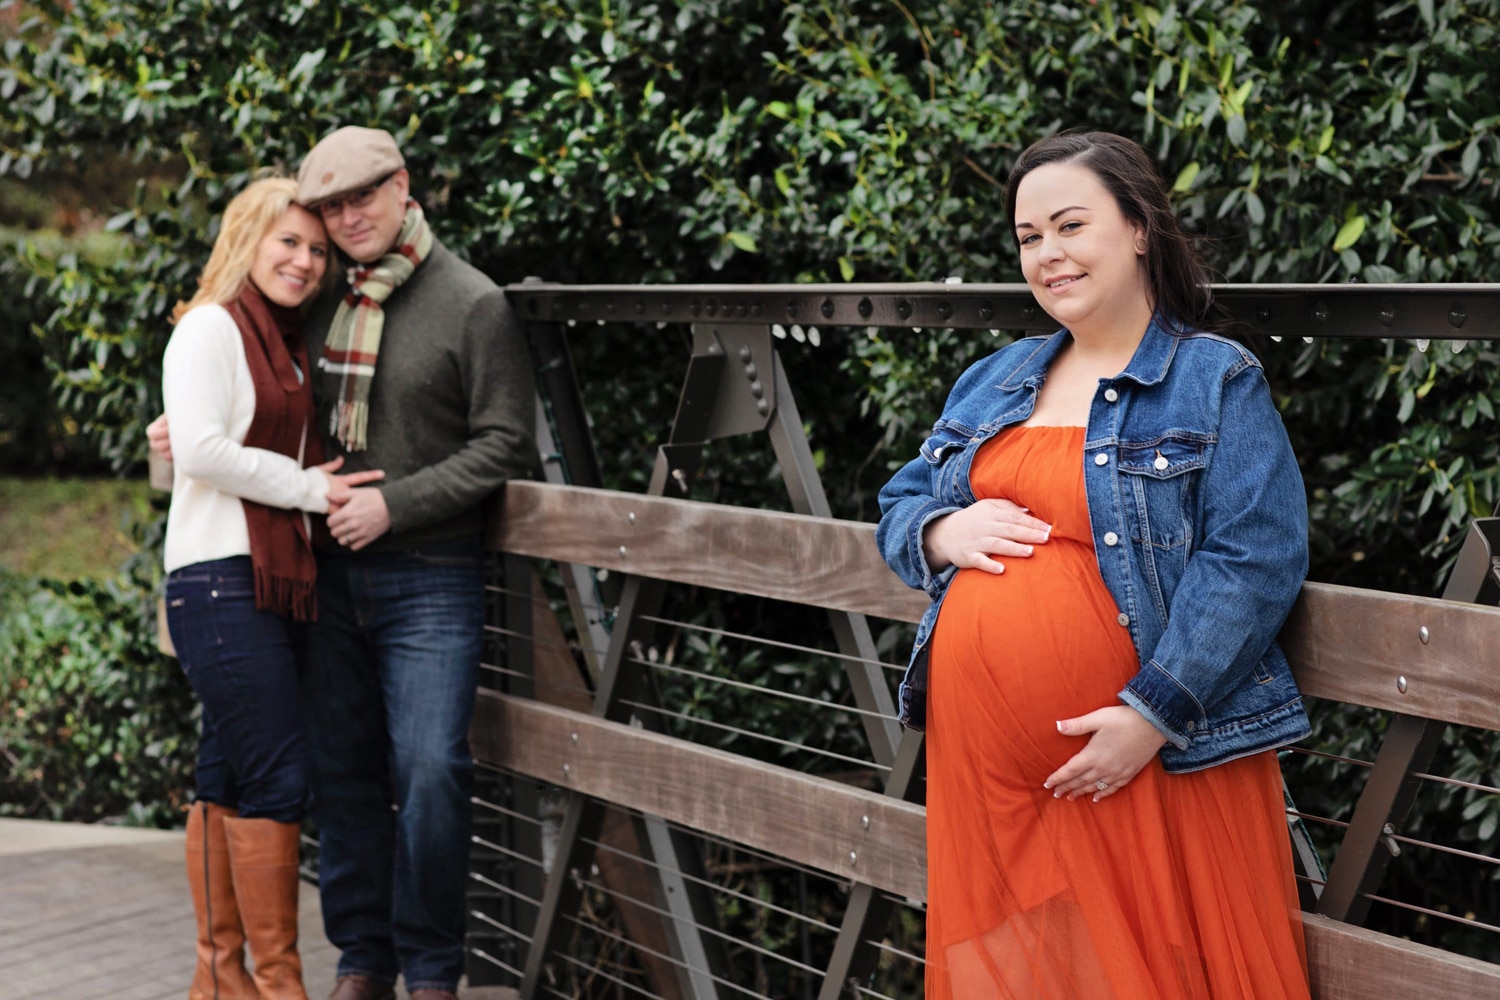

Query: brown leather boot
left=224, top=815, right=308, bottom=1000
left=185, top=801, right=261, bottom=999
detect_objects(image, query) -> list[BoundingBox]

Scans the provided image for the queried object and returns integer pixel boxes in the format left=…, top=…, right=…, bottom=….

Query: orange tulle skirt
left=924, top=425, right=1309, bottom=999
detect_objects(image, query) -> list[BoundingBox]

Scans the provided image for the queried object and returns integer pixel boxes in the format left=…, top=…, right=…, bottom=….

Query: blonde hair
left=171, top=177, right=332, bottom=323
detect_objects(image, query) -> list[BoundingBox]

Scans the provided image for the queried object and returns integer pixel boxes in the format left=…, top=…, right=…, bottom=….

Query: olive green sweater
left=306, top=239, right=536, bottom=551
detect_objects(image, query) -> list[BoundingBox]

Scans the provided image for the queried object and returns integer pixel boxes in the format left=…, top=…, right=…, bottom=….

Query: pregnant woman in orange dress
left=877, top=132, right=1313, bottom=998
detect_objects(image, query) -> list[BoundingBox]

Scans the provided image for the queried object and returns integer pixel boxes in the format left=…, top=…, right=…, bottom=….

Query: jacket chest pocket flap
left=919, top=421, right=976, bottom=464
left=1116, top=435, right=1209, bottom=549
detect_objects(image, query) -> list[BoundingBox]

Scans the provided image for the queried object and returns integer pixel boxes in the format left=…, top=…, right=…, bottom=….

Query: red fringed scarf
left=226, top=284, right=323, bottom=621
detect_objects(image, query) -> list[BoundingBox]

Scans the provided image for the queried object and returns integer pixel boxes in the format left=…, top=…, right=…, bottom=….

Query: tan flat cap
left=297, top=126, right=405, bottom=206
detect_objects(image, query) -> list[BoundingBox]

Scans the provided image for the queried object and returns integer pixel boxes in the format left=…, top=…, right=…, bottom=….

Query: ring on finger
left=1095, top=779, right=1108, bottom=791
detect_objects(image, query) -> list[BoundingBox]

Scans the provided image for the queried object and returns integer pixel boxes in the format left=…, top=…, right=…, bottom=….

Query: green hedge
left=0, top=556, right=196, bottom=828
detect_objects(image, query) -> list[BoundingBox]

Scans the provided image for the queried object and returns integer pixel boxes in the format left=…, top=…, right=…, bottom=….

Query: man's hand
left=147, top=414, right=172, bottom=462
left=326, top=487, right=391, bottom=551
left=1044, top=706, right=1168, bottom=803
left=922, top=498, right=1052, bottom=575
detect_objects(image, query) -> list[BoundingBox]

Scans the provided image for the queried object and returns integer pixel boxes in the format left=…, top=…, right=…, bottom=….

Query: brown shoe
left=185, top=801, right=260, bottom=999
left=224, top=816, right=309, bottom=1000
left=408, top=991, right=459, bottom=1000
left=326, top=974, right=395, bottom=1000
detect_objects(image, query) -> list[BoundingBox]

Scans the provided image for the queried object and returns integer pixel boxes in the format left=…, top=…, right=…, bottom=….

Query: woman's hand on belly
left=922, top=498, right=1053, bottom=575
left=1044, top=706, right=1168, bottom=803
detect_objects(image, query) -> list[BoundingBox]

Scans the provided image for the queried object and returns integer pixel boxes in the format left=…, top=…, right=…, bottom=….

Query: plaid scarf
left=320, top=198, right=433, bottom=452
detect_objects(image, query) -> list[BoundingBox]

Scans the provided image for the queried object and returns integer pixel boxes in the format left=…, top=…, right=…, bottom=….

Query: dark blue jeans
left=165, top=556, right=309, bottom=823
left=302, top=540, right=485, bottom=993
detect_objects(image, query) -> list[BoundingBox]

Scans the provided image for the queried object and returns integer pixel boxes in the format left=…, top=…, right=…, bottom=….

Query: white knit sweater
left=162, top=304, right=329, bottom=574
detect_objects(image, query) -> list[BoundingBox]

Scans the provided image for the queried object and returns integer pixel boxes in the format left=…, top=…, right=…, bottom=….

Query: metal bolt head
left=743, top=362, right=757, bottom=378
left=1312, top=302, right=1328, bottom=323
left=618, top=545, right=627, bottom=558
left=1449, top=304, right=1467, bottom=328
left=739, top=345, right=752, bottom=362
left=755, top=399, right=769, bottom=415
left=848, top=851, right=857, bottom=864
left=1397, top=675, right=1408, bottom=694
left=860, top=815, right=870, bottom=830
left=820, top=298, right=835, bottom=319
left=857, top=297, right=873, bottom=319
left=1379, top=301, right=1395, bottom=327
left=895, top=299, right=912, bottom=320
left=979, top=301, right=994, bottom=321
left=571, top=732, right=579, bottom=743
left=562, top=763, right=571, bottom=774
left=1418, top=625, right=1429, bottom=644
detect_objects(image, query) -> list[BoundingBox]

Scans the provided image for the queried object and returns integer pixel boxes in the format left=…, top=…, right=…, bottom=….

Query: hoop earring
left=1134, top=238, right=1148, bottom=254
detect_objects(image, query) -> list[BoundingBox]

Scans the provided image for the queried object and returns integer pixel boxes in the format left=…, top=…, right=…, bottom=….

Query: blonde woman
left=163, top=178, right=382, bottom=1000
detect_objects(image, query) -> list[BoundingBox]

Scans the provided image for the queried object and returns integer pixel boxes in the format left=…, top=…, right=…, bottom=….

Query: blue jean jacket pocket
left=1117, top=435, right=1207, bottom=550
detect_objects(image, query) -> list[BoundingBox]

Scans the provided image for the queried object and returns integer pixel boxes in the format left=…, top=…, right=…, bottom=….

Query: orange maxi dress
left=924, top=425, right=1310, bottom=999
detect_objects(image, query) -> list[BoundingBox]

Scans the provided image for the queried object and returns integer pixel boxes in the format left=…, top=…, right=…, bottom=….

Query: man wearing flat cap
left=295, top=126, right=535, bottom=1000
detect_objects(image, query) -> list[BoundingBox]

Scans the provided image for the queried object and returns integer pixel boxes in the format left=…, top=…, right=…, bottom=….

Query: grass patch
left=0, top=477, right=157, bottom=580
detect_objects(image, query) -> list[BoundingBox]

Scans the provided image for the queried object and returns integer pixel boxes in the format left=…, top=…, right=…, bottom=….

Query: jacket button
left=1103, top=532, right=1119, bottom=546
left=1104, top=388, right=1119, bottom=402
left=1116, top=613, right=1130, bottom=627
left=1154, top=455, right=1169, bottom=471
left=1094, top=452, right=1109, bottom=466
left=1186, top=721, right=1197, bottom=733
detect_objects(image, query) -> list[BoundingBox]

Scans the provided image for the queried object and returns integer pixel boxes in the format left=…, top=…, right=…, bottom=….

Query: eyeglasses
left=317, top=174, right=395, bottom=218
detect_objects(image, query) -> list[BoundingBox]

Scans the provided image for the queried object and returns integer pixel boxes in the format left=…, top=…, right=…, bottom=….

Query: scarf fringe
left=254, top=563, right=318, bottom=623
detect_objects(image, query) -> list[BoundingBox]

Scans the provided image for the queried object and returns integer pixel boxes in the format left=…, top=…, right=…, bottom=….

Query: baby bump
left=929, top=544, right=1141, bottom=783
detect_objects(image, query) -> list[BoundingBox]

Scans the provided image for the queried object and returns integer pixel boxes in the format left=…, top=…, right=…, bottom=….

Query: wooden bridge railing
left=455, top=282, right=1500, bottom=998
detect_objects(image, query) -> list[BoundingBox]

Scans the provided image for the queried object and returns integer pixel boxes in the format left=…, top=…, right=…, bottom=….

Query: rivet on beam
left=1449, top=304, right=1467, bottom=328
left=858, top=297, right=873, bottom=319
left=1397, top=675, right=1409, bottom=694
left=821, top=298, right=835, bottom=319
left=1418, top=625, right=1429, bottom=644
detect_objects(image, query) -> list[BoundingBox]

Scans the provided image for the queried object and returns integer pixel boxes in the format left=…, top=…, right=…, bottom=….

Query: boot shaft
left=224, top=816, right=308, bottom=1000
left=185, top=801, right=260, bottom=1000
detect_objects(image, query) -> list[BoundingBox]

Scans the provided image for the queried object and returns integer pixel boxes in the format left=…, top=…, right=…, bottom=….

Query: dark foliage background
left=3, top=0, right=1499, bottom=977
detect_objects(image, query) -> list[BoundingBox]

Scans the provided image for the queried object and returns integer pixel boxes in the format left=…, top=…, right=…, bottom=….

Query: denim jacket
left=876, top=316, right=1311, bottom=773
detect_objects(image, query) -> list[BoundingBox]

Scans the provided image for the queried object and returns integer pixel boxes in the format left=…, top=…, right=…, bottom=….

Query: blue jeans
left=165, top=556, right=309, bottom=823
left=302, top=540, right=485, bottom=992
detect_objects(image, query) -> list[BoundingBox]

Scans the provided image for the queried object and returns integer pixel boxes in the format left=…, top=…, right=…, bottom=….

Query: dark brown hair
left=1003, top=131, right=1225, bottom=334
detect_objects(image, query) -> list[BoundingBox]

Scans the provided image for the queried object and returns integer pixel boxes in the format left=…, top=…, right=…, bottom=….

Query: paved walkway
left=0, top=819, right=515, bottom=1000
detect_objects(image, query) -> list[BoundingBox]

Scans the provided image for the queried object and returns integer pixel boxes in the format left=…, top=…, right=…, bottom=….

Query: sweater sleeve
left=378, top=288, right=537, bottom=534
left=163, top=306, right=331, bottom=514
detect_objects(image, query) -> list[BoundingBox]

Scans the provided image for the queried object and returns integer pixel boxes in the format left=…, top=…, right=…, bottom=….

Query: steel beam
left=505, top=281, right=1500, bottom=343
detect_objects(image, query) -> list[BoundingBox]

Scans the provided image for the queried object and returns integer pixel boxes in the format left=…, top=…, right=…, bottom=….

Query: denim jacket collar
left=997, top=312, right=1181, bottom=392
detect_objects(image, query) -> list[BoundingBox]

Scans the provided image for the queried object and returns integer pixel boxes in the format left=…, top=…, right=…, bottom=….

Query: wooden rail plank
left=1302, top=913, right=1500, bottom=999
left=492, top=482, right=1500, bottom=733
left=470, top=692, right=928, bottom=903
left=489, top=481, right=929, bottom=624
left=1282, top=581, right=1500, bottom=731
